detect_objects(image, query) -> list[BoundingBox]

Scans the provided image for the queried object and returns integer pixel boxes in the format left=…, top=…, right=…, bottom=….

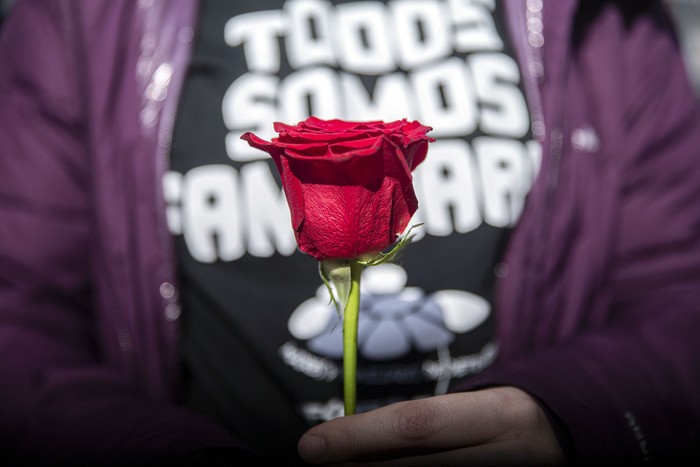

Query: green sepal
left=357, top=223, right=423, bottom=267
left=318, top=224, right=423, bottom=313
left=319, top=259, right=352, bottom=316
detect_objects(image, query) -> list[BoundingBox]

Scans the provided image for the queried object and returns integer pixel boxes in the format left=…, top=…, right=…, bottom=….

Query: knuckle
left=393, top=400, right=438, bottom=441
left=493, top=387, right=541, bottom=437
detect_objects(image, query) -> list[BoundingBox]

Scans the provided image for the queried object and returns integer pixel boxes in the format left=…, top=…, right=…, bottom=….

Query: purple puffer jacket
left=1, top=0, right=699, bottom=464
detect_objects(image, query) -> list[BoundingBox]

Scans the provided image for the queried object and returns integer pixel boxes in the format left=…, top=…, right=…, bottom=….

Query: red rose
left=241, top=117, right=433, bottom=261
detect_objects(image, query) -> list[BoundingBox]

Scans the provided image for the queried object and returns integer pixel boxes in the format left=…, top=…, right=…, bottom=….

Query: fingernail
left=298, top=433, right=327, bottom=462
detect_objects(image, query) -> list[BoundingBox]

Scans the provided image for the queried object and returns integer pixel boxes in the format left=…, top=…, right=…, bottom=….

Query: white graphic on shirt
left=222, top=0, right=527, bottom=161
left=164, top=0, right=540, bottom=262
left=165, top=137, right=539, bottom=260
left=282, top=262, right=496, bottom=409
left=282, top=263, right=497, bottom=421
left=288, top=263, right=490, bottom=361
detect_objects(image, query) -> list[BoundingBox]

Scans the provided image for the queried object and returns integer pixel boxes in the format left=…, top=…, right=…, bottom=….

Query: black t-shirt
left=167, top=0, right=538, bottom=461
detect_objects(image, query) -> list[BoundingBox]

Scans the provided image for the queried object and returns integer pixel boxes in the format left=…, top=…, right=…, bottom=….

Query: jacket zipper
left=145, top=0, right=201, bottom=393
left=66, top=0, right=138, bottom=373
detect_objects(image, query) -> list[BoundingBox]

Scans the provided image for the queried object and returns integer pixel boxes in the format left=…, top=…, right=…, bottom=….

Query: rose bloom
left=241, top=117, right=433, bottom=261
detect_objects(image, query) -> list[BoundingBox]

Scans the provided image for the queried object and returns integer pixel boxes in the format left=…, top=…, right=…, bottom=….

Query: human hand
left=298, top=386, right=564, bottom=466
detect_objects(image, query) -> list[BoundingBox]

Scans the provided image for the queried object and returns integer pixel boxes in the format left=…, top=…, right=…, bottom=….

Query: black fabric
left=0, top=0, right=16, bottom=29
left=169, top=0, right=533, bottom=462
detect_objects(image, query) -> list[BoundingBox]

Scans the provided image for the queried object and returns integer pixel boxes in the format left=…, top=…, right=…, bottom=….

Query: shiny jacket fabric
left=1, top=0, right=699, bottom=463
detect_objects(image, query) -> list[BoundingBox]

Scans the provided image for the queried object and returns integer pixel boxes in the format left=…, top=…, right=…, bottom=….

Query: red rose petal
left=241, top=117, right=433, bottom=260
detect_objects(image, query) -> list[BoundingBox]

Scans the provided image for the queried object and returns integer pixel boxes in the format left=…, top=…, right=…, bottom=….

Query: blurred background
left=0, top=0, right=698, bottom=95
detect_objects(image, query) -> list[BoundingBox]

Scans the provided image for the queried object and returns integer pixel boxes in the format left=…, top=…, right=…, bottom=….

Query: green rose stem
left=343, top=260, right=363, bottom=416
left=319, top=225, right=422, bottom=416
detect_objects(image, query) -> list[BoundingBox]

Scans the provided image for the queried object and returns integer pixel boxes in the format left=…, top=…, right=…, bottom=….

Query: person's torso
left=165, top=0, right=538, bottom=459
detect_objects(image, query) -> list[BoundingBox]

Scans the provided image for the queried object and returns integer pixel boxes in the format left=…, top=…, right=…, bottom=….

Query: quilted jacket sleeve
left=461, top=1, right=700, bottom=464
left=0, top=1, right=247, bottom=463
